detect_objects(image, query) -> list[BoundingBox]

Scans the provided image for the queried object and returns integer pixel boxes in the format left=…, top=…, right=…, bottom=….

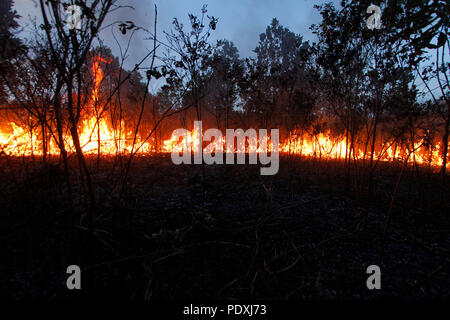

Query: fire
left=0, top=57, right=448, bottom=169
left=0, top=122, right=38, bottom=155
left=161, top=128, right=447, bottom=168
left=0, top=56, right=154, bottom=156
left=77, top=56, right=153, bottom=155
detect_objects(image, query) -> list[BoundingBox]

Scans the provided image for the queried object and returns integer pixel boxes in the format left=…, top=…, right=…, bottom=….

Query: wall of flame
left=0, top=58, right=448, bottom=169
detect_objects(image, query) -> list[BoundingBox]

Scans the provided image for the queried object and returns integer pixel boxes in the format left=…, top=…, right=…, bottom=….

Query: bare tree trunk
left=368, top=89, right=380, bottom=202
left=440, top=103, right=450, bottom=203
left=41, top=116, right=47, bottom=163
left=67, top=81, right=96, bottom=229
left=53, top=83, right=75, bottom=224
left=97, top=106, right=101, bottom=168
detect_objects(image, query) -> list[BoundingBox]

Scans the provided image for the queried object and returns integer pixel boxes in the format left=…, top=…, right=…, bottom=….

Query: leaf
left=119, top=23, right=127, bottom=35
left=153, top=69, right=162, bottom=80
left=437, top=32, right=447, bottom=48
left=209, top=19, right=216, bottom=30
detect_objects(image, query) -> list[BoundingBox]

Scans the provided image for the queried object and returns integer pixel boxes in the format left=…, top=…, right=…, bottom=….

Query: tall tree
left=312, top=0, right=417, bottom=196
left=0, top=0, right=25, bottom=103
left=387, top=0, right=449, bottom=197
left=206, top=40, right=243, bottom=130
left=38, top=0, right=116, bottom=229
left=162, top=4, right=219, bottom=122
left=241, top=18, right=313, bottom=134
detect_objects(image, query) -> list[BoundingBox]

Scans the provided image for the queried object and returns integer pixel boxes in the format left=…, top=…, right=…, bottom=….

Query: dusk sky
left=13, top=0, right=339, bottom=92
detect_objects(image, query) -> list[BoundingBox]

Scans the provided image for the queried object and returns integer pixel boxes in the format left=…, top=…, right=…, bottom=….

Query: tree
left=205, top=40, right=243, bottom=130
left=312, top=0, right=418, bottom=197
left=0, top=0, right=25, bottom=103
left=162, top=4, right=220, bottom=123
left=387, top=0, right=449, bottom=198
left=38, top=0, right=118, bottom=229
left=1, top=35, right=59, bottom=161
left=241, top=18, right=314, bottom=136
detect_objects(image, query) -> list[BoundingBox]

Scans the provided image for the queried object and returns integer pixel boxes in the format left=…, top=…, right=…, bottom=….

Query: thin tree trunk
left=440, top=103, right=450, bottom=203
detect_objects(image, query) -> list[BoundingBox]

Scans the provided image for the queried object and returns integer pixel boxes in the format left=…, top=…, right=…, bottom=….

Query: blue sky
left=14, top=0, right=339, bottom=93
left=13, top=0, right=446, bottom=98
left=13, top=0, right=336, bottom=72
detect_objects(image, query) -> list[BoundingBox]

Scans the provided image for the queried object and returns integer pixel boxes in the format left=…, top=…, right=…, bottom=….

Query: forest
left=0, top=0, right=449, bottom=300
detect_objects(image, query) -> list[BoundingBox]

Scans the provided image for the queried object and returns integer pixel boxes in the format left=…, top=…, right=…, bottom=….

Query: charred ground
left=1, top=155, right=449, bottom=299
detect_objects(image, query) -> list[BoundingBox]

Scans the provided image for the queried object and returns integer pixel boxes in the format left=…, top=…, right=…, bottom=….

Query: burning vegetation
left=0, top=54, right=448, bottom=167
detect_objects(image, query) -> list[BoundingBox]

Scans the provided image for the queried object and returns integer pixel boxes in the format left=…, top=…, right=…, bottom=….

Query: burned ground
left=0, top=155, right=449, bottom=299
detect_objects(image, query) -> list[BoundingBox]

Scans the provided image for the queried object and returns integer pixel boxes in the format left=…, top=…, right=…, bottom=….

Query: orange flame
left=0, top=58, right=448, bottom=169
